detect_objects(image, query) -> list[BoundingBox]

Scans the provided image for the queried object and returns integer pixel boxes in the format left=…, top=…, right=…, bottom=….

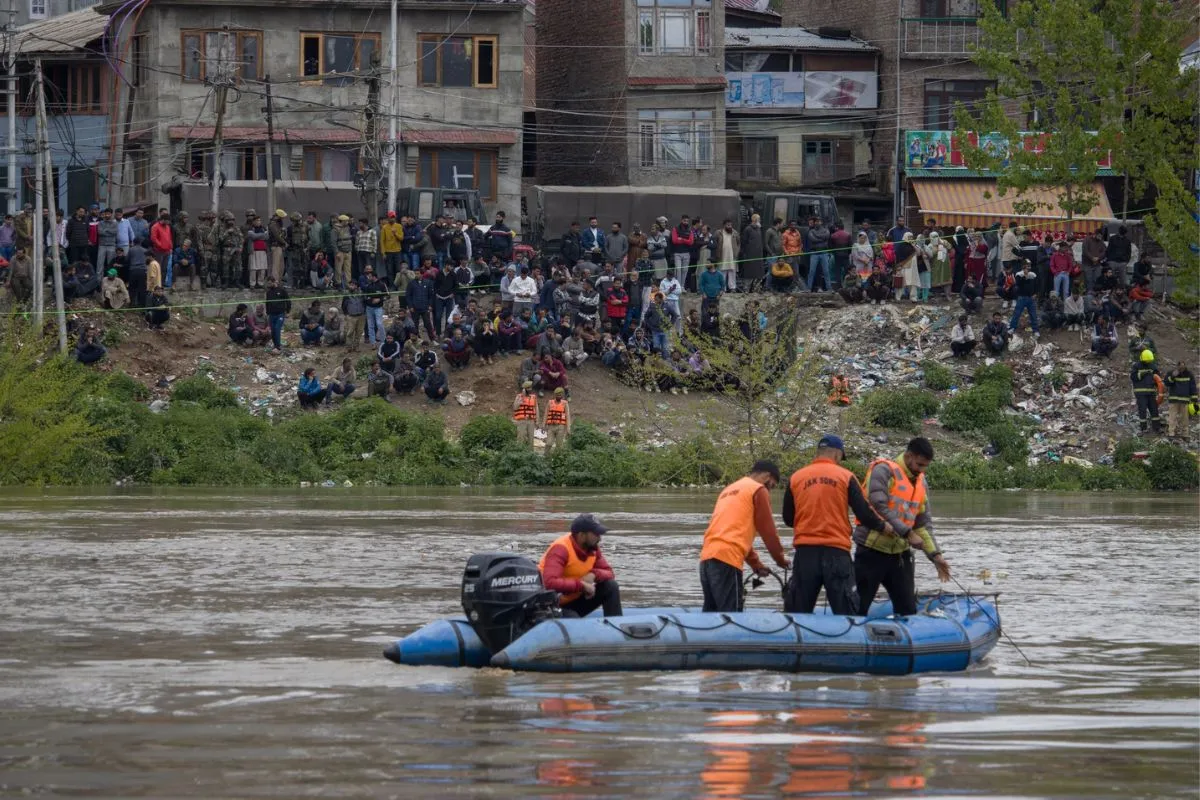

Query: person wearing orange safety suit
left=699, top=460, right=790, bottom=613
left=781, top=434, right=892, bottom=614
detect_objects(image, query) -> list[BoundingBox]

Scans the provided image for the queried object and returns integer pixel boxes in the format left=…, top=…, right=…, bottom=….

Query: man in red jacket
left=150, top=210, right=175, bottom=288
left=538, top=514, right=622, bottom=617
left=670, top=215, right=695, bottom=286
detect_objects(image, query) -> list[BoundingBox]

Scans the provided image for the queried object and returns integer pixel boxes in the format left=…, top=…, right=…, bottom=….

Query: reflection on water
left=0, top=488, right=1197, bottom=798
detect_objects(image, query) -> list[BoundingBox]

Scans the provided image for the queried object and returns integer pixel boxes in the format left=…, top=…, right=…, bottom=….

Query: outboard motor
left=461, top=553, right=560, bottom=654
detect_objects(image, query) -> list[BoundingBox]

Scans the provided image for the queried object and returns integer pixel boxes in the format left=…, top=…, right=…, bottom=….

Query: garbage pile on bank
left=802, top=303, right=1142, bottom=462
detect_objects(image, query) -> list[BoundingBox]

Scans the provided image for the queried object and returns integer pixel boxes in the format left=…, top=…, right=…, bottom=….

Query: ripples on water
left=0, top=489, right=1196, bottom=798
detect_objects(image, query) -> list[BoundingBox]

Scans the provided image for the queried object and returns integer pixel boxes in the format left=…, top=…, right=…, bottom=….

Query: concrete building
left=536, top=0, right=726, bottom=189
left=779, top=0, right=996, bottom=220
left=105, top=0, right=525, bottom=218
left=723, top=26, right=882, bottom=221
left=1, top=8, right=112, bottom=214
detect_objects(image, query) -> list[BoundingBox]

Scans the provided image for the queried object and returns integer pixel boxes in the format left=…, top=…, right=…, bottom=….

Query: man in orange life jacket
left=513, top=380, right=539, bottom=445
left=538, top=514, right=622, bottom=617
left=781, top=435, right=893, bottom=615
left=853, top=437, right=950, bottom=616
left=699, top=460, right=790, bottom=613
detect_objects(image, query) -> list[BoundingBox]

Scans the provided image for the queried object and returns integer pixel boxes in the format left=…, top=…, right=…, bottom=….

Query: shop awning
left=910, top=179, right=1115, bottom=231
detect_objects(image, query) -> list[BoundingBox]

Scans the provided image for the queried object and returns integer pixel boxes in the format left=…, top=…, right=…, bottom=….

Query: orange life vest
left=513, top=393, right=538, bottom=421
left=828, top=376, right=851, bottom=404
left=788, top=458, right=856, bottom=550
left=855, top=459, right=926, bottom=532
left=538, top=533, right=597, bottom=605
left=545, top=398, right=568, bottom=426
left=700, top=476, right=764, bottom=569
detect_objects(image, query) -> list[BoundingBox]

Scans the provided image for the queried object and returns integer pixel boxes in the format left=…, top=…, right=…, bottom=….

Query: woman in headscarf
left=926, top=230, right=950, bottom=299
left=895, top=231, right=919, bottom=302
left=850, top=231, right=874, bottom=285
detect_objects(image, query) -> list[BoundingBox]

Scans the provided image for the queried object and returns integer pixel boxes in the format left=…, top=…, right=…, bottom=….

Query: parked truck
left=525, top=185, right=742, bottom=254
left=740, top=191, right=842, bottom=230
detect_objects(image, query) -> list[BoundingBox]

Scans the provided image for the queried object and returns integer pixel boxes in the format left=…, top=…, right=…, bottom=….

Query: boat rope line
left=948, top=574, right=1033, bottom=666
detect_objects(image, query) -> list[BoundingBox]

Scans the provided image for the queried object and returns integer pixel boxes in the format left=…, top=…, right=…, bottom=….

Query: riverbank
left=2, top=288, right=1197, bottom=490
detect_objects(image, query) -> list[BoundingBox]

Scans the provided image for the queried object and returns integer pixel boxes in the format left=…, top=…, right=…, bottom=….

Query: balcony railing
left=801, top=161, right=857, bottom=185
left=902, top=17, right=981, bottom=56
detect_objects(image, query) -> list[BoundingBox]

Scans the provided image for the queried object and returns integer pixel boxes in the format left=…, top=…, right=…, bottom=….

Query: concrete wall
left=536, top=0, right=726, bottom=188
left=728, top=117, right=870, bottom=188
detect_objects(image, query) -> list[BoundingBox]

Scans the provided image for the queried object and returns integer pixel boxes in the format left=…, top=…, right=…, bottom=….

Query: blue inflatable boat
left=384, top=593, right=1001, bottom=675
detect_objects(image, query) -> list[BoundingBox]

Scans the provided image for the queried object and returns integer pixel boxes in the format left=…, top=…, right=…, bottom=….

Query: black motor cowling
left=461, top=553, right=560, bottom=654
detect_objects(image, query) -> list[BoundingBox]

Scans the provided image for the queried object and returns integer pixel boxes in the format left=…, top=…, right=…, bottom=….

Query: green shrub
left=642, top=436, right=729, bottom=486
left=171, top=376, right=239, bottom=409
left=922, top=360, right=954, bottom=392
left=459, top=414, right=518, bottom=454
left=859, top=388, right=940, bottom=432
left=565, top=422, right=609, bottom=451
left=549, top=440, right=642, bottom=487
left=489, top=445, right=555, bottom=485
left=973, top=363, right=1014, bottom=389
left=985, top=420, right=1029, bottom=465
left=101, top=371, right=150, bottom=402
left=925, top=453, right=1009, bottom=491
left=1146, top=442, right=1200, bottom=491
left=1113, top=437, right=1152, bottom=465
left=940, top=385, right=1008, bottom=432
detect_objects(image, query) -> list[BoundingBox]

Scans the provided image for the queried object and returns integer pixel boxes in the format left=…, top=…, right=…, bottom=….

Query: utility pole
left=387, top=0, right=398, bottom=211
left=31, top=118, right=42, bottom=325
left=3, top=0, right=17, bottom=216
left=263, top=73, right=276, bottom=215
left=209, top=26, right=231, bottom=216
left=362, top=55, right=381, bottom=221
left=34, top=58, right=65, bottom=352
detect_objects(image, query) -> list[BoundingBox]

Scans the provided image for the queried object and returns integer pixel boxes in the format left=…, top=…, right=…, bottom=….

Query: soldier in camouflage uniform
left=196, top=211, right=217, bottom=287
left=239, top=209, right=256, bottom=289
left=287, top=212, right=308, bottom=289
left=215, top=211, right=244, bottom=289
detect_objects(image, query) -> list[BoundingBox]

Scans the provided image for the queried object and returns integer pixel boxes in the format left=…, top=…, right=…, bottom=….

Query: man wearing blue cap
left=781, top=434, right=893, bottom=615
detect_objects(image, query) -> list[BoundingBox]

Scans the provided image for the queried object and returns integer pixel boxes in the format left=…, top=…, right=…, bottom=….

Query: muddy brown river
left=1, top=489, right=1197, bottom=798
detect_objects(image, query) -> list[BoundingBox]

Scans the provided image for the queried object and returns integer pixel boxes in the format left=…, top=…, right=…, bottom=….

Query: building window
left=923, top=79, right=992, bottom=129
left=189, top=146, right=281, bottom=181
left=803, top=138, right=855, bottom=183
left=27, top=64, right=105, bottom=114
left=131, top=35, right=147, bottom=88
left=416, top=149, right=496, bottom=201
left=300, top=32, right=380, bottom=86
left=637, top=109, right=713, bottom=169
left=28, top=0, right=46, bottom=19
left=181, top=30, right=263, bottom=82
left=300, top=148, right=361, bottom=182
left=920, top=0, right=947, bottom=16
left=740, top=137, right=778, bottom=181
left=418, top=35, right=498, bottom=88
left=638, top=0, right=711, bottom=56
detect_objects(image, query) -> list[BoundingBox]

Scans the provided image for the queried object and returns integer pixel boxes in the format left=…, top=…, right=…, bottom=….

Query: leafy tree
left=954, top=0, right=1123, bottom=232
left=954, top=0, right=1197, bottom=257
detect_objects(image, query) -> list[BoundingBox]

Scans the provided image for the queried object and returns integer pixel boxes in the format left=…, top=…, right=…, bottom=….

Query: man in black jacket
left=561, top=222, right=583, bottom=266
left=486, top=211, right=515, bottom=262
left=1105, top=225, right=1132, bottom=287
left=264, top=277, right=291, bottom=350
left=405, top=267, right=436, bottom=341
left=361, top=266, right=389, bottom=345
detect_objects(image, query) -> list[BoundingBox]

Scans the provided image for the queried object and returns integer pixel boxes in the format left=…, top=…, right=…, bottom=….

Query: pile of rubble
left=802, top=303, right=1142, bottom=461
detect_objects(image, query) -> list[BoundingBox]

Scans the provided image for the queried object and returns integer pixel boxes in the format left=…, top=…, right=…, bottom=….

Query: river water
left=1, top=489, right=1196, bottom=798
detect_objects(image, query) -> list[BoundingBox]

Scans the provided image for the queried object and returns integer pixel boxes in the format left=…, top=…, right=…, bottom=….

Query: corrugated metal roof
left=13, top=8, right=110, bottom=55
left=725, top=26, right=876, bottom=51
left=906, top=168, right=1118, bottom=178
left=724, top=0, right=781, bottom=17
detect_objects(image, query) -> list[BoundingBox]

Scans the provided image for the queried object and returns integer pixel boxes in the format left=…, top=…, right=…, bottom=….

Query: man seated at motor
left=982, top=312, right=1009, bottom=354
left=538, top=514, right=622, bottom=618
left=950, top=314, right=976, bottom=357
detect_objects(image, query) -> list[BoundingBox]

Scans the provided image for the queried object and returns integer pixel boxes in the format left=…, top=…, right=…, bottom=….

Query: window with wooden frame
left=300, top=32, right=380, bottom=86
left=637, top=109, right=713, bottom=169
left=923, top=79, right=992, bottom=129
left=418, top=34, right=498, bottom=88
left=416, top=149, right=496, bottom=200
left=300, top=147, right=362, bottom=182
left=637, top=0, right=711, bottom=56
left=39, top=64, right=105, bottom=114
left=188, top=146, right=281, bottom=181
left=181, top=30, right=263, bottom=83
